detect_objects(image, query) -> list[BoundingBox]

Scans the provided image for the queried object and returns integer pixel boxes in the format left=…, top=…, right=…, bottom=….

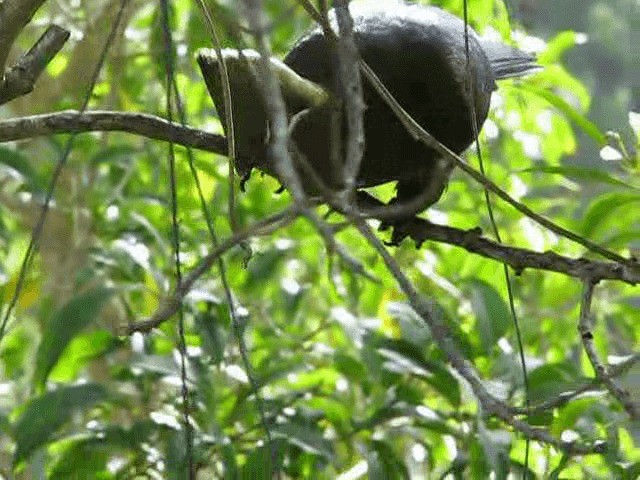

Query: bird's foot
left=381, top=216, right=432, bottom=248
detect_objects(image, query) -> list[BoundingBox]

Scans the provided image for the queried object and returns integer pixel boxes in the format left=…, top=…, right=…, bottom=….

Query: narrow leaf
left=13, top=383, right=107, bottom=466
left=34, top=287, right=113, bottom=388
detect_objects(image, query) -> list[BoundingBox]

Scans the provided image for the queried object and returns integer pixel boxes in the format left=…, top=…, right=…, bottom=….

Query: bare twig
left=0, top=110, right=227, bottom=153
left=240, top=0, right=371, bottom=288
left=352, top=217, right=606, bottom=456
left=371, top=217, right=640, bottom=285
left=507, top=353, right=640, bottom=416
left=578, top=281, right=640, bottom=419
left=125, top=207, right=299, bottom=334
left=333, top=0, right=365, bottom=195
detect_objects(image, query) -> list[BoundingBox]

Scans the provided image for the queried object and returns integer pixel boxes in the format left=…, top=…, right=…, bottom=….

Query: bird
left=197, top=1, right=539, bottom=224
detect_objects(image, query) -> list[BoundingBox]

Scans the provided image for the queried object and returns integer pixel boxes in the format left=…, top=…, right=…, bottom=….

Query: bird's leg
left=382, top=179, right=447, bottom=244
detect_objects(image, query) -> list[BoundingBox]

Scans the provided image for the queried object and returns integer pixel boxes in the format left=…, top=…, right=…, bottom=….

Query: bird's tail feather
left=481, top=41, right=541, bottom=80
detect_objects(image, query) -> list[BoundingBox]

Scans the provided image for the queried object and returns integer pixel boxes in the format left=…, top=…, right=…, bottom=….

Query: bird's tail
left=481, top=41, right=541, bottom=80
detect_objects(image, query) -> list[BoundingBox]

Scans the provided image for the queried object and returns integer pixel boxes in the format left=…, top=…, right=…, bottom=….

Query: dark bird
left=198, top=1, right=539, bottom=220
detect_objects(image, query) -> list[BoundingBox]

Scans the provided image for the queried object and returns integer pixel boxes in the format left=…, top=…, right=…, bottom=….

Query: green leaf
left=477, top=424, right=511, bottom=480
left=165, top=429, right=190, bottom=480
left=521, top=165, right=636, bottom=190
left=540, top=31, right=579, bottom=63
left=240, top=439, right=286, bottom=480
left=49, top=330, right=119, bottom=382
left=196, top=305, right=228, bottom=365
left=387, top=301, right=432, bottom=347
left=307, top=397, right=351, bottom=432
left=582, top=192, right=640, bottom=238
left=33, top=287, right=114, bottom=388
left=149, top=5, right=177, bottom=87
left=274, top=422, right=334, bottom=459
left=220, top=441, right=238, bottom=479
left=367, top=440, right=410, bottom=480
left=528, top=363, right=584, bottom=404
left=552, top=396, right=600, bottom=436
left=523, top=84, right=605, bottom=144
left=376, top=338, right=461, bottom=407
left=0, top=146, right=44, bottom=191
left=49, top=437, right=111, bottom=480
left=334, top=352, right=367, bottom=382
left=618, top=461, right=640, bottom=480
left=12, top=383, right=107, bottom=466
left=468, top=280, right=511, bottom=355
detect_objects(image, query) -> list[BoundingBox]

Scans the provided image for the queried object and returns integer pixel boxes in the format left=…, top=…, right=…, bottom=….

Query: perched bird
left=198, top=1, right=539, bottom=219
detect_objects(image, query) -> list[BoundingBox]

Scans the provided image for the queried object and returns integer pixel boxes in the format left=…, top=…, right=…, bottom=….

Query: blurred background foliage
left=0, top=0, right=638, bottom=478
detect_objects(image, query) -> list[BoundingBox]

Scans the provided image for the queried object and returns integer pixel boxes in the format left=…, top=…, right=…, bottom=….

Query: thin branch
left=507, top=353, right=640, bottom=416
left=352, top=217, right=606, bottom=456
left=333, top=0, right=366, bottom=195
left=125, top=207, right=299, bottom=334
left=0, top=25, right=70, bottom=105
left=578, top=281, right=640, bottom=419
left=0, top=110, right=227, bottom=153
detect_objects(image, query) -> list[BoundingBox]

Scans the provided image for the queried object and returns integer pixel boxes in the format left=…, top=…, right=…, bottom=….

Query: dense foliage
left=0, top=0, right=638, bottom=478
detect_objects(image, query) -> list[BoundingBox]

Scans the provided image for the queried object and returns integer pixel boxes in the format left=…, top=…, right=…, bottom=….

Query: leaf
left=149, top=5, right=177, bottom=86
left=582, top=192, right=640, bottom=238
left=539, top=30, right=580, bottom=64
left=240, top=439, right=286, bottom=480
left=33, top=287, right=114, bottom=388
left=307, top=397, right=351, bottom=432
left=0, top=146, right=44, bottom=191
left=196, top=305, right=228, bottom=365
left=367, top=440, right=410, bottom=480
left=528, top=363, right=584, bottom=404
left=91, top=144, right=139, bottom=165
left=220, top=441, right=238, bottom=479
left=274, top=422, right=334, bottom=459
left=523, top=84, right=605, bottom=144
left=477, top=424, right=511, bottom=480
left=49, top=437, right=111, bottom=480
left=334, top=352, right=367, bottom=382
left=468, top=280, right=511, bottom=355
left=376, top=338, right=461, bottom=407
left=387, top=301, right=432, bottom=346
left=552, top=396, right=601, bottom=436
left=165, top=429, right=190, bottom=480
left=521, top=165, right=636, bottom=190
left=49, top=331, right=119, bottom=382
left=12, top=383, right=107, bottom=466
left=618, top=461, right=640, bottom=480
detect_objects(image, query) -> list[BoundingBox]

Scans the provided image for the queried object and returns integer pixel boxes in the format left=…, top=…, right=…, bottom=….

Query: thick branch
left=0, top=0, right=46, bottom=73
left=0, top=25, right=70, bottom=105
left=387, top=219, right=640, bottom=285
left=0, top=110, right=227, bottom=153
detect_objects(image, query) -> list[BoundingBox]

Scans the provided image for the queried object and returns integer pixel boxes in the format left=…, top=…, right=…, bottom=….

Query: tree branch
left=387, top=219, right=640, bottom=285
left=0, top=25, right=70, bottom=105
left=0, top=110, right=227, bottom=153
left=125, top=207, right=299, bottom=334
left=352, top=216, right=606, bottom=456
left=0, top=0, right=47, bottom=74
left=578, top=281, right=640, bottom=419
